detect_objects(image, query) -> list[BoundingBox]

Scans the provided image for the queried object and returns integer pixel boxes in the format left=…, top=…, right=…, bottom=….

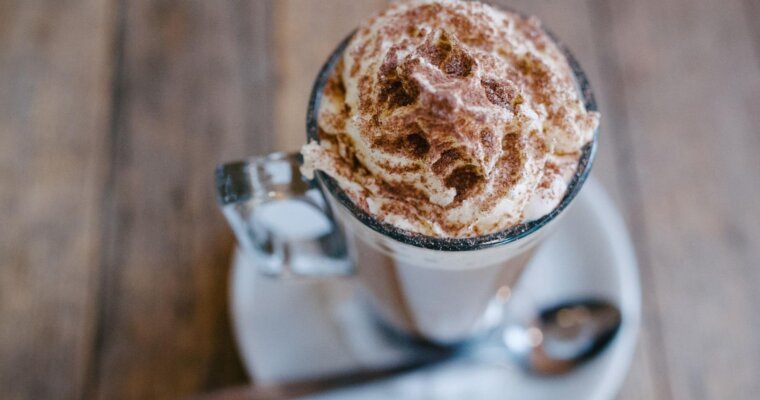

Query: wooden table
left=2, top=0, right=759, bottom=399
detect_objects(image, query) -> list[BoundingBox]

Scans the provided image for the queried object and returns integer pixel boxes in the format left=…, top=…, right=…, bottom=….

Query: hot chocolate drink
left=302, top=0, right=599, bottom=238
left=300, top=0, right=600, bottom=343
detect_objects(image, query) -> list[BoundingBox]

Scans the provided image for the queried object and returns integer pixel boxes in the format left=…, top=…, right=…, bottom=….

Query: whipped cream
left=302, top=0, right=599, bottom=238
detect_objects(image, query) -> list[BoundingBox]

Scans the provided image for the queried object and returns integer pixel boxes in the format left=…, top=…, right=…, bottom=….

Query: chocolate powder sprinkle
left=302, top=0, right=600, bottom=238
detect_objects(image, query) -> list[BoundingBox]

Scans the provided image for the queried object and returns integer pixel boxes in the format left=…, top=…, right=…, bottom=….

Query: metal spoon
left=500, top=299, right=622, bottom=375
left=194, top=300, right=623, bottom=399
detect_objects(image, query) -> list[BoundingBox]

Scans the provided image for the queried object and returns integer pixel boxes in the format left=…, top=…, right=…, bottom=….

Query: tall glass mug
left=216, top=32, right=598, bottom=345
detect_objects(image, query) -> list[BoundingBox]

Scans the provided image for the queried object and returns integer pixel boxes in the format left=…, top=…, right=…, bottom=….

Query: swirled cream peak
left=301, top=0, right=599, bottom=238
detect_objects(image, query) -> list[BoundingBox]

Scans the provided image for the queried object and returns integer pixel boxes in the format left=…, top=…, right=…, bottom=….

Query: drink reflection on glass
left=217, top=0, right=599, bottom=345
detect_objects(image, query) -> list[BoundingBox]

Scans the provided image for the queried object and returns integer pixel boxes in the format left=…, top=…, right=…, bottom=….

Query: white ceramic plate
left=230, top=178, right=641, bottom=400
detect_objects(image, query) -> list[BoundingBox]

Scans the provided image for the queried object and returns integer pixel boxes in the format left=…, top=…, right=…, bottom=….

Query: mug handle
left=215, top=152, right=352, bottom=278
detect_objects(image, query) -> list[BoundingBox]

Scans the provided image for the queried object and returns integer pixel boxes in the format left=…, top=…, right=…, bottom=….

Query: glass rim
left=306, top=28, right=599, bottom=252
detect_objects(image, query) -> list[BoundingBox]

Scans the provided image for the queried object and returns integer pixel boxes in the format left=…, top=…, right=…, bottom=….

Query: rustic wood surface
left=1, top=0, right=759, bottom=399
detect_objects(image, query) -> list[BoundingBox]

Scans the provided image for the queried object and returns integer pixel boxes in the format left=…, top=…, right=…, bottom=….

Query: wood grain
left=746, top=0, right=760, bottom=69
left=584, top=1, right=673, bottom=398
left=272, top=0, right=388, bottom=151
left=599, top=0, right=760, bottom=398
left=86, top=1, right=274, bottom=399
left=0, top=1, right=115, bottom=399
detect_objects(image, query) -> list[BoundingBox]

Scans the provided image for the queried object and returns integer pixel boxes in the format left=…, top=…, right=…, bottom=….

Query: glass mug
left=216, top=33, right=598, bottom=345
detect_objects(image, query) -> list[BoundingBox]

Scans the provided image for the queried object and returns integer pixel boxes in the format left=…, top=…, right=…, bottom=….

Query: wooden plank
left=0, top=1, right=115, bottom=399
left=582, top=1, right=673, bottom=398
left=744, top=0, right=760, bottom=68
left=599, top=0, right=760, bottom=398
left=88, top=1, right=275, bottom=398
left=272, top=0, right=388, bottom=151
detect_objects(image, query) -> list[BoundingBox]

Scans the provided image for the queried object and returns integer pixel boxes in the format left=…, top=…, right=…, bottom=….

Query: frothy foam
left=302, top=0, right=599, bottom=238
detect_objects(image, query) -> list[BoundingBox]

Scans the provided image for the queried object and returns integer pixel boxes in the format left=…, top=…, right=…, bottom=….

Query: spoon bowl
left=502, top=299, right=622, bottom=375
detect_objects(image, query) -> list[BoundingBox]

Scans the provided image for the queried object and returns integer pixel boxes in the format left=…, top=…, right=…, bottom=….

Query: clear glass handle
left=215, top=152, right=352, bottom=278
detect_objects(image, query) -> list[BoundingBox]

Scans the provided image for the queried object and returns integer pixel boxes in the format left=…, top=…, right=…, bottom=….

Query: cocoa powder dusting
left=431, top=148, right=463, bottom=175
left=501, top=133, right=524, bottom=187
left=445, top=165, right=483, bottom=202
left=481, top=78, right=518, bottom=110
left=406, top=132, right=431, bottom=158
left=305, top=0, right=599, bottom=237
left=371, top=123, right=430, bottom=159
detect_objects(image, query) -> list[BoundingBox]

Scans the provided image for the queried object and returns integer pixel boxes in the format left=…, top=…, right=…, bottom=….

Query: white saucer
left=230, top=178, right=641, bottom=400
